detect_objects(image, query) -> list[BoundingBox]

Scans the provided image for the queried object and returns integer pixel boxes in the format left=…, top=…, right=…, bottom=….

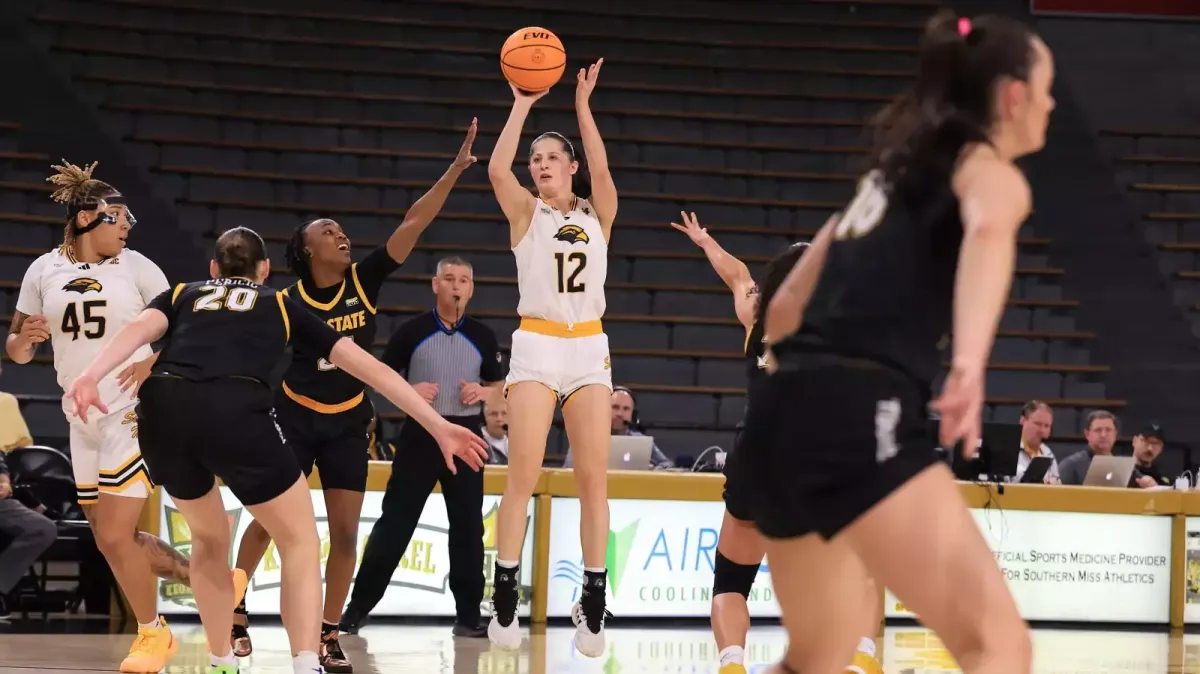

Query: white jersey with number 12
left=513, top=196, right=608, bottom=327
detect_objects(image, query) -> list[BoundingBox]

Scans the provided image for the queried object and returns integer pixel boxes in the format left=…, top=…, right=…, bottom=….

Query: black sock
left=582, top=569, right=607, bottom=598
left=578, top=569, right=609, bottom=633
left=492, top=561, right=520, bottom=627
left=322, top=621, right=338, bottom=635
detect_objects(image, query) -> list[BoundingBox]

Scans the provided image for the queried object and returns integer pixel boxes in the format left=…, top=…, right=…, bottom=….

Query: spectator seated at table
left=1131, top=423, right=1172, bottom=489
left=564, top=386, right=672, bottom=469
left=1059, top=411, right=1119, bottom=486
left=1015, top=400, right=1059, bottom=484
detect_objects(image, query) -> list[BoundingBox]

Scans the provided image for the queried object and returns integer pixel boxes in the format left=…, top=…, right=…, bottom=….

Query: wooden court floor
left=0, top=623, right=1198, bottom=673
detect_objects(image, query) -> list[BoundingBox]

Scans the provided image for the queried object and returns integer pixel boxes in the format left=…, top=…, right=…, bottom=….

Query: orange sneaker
left=845, top=650, right=883, bottom=674
left=119, top=617, right=178, bottom=672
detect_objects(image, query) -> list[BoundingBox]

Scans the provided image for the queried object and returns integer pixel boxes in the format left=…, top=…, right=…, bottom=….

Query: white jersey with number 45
left=514, top=196, right=608, bottom=327
left=16, top=246, right=170, bottom=414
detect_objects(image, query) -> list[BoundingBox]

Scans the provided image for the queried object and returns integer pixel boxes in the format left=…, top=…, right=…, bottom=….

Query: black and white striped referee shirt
left=380, top=310, right=505, bottom=418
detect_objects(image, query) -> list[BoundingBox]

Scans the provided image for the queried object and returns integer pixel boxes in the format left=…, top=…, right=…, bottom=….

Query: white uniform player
left=16, top=245, right=169, bottom=504
left=507, top=195, right=612, bottom=401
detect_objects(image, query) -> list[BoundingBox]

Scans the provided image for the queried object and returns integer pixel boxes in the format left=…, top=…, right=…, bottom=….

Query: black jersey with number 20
left=781, top=170, right=963, bottom=391
left=147, top=278, right=343, bottom=384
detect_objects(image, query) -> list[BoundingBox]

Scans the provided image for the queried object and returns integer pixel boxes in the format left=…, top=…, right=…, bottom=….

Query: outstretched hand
left=453, top=118, right=478, bottom=169
left=510, top=83, right=550, bottom=103
left=670, top=211, right=712, bottom=246
left=433, top=421, right=491, bottom=474
left=576, top=58, right=603, bottom=101
left=65, top=375, right=108, bottom=424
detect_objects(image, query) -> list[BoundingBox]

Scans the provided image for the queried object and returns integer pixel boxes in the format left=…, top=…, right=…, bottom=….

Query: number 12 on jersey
left=555, top=252, right=587, bottom=293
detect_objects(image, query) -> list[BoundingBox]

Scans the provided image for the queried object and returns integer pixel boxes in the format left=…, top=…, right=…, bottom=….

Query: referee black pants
left=347, top=414, right=485, bottom=624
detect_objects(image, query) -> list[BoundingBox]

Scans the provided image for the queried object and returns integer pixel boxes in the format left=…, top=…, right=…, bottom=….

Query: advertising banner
left=546, top=498, right=776, bottom=618
left=886, top=510, right=1171, bottom=623
left=156, top=488, right=535, bottom=617
left=1182, top=517, right=1200, bottom=623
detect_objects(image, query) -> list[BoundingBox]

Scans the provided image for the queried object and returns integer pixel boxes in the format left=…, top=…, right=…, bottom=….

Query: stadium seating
left=1102, top=128, right=1200, bottom=337
left=0, top=0, right=1127, bottom=459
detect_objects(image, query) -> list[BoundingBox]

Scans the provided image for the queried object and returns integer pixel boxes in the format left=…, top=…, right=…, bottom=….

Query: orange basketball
left=500, top=27, right=566, bottom=93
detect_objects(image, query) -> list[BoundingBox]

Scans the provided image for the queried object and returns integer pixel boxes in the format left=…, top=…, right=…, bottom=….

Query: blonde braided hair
left=46, top=160, right=119, bottom=248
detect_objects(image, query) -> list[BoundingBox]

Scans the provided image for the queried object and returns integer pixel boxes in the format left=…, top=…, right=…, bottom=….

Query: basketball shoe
left=120, top=616, right=177, bottom=672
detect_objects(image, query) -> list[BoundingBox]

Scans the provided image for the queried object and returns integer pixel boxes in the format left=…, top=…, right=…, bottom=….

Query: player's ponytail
left=214, top=226, right=268, bottom=279
left=572, top=156, right=593, bottom=201
left=869, top=12, right=1037, bottom=188
left=46, top=160, right=121, bottom=248
left=754, top=242, right=810, bottom=328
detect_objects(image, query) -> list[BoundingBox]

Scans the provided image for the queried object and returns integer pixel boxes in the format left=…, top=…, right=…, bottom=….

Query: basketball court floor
left=1, top=622, right=1198, bottom=673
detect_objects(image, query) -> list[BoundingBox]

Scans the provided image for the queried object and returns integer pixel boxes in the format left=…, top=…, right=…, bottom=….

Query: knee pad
left=713, top=550, right=760, bottom=599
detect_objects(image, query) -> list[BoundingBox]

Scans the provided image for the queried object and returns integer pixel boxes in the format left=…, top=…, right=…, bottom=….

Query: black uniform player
left=745, top=13, right=1054, bottom=674
left=673, top=214, right=882, bottom=674
left=231, top=122, right=478, bottom=670
left=65, top=227, right=489, bottom=674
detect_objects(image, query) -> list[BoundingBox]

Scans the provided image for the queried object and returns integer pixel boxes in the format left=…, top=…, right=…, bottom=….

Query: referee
left=341, top=257, right=504, bottom=637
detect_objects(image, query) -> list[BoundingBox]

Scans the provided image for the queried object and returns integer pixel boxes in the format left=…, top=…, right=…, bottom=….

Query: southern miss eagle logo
left=62, top=278, right=103, bottom=294
left=554, top=224, right=589, bottom=245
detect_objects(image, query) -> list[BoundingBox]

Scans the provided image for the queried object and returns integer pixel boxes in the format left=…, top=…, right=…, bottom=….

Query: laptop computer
left=608, top=435, right=655, bottom=471
left=1020, top=456, right=1053, bottom=484
left=1083, top=455, right=1136, bottom=488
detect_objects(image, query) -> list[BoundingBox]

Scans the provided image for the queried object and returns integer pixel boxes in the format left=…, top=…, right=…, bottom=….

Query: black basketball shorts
left=137, top=375, right=303, bottom=506
left=741, top=350, right=938, bottom=540
left=722, top=414, right=756, bottom=524
left=273, top=390, right=371, bottom=492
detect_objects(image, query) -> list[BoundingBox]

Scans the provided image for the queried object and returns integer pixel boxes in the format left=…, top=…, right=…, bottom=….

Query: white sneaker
left=488, top=614, right=522, bottom=651
left=570, top=600, right=607, bottom=658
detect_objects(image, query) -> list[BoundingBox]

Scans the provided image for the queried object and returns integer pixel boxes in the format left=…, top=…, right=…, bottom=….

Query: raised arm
left=386, top=119, right=478, bottom=264
left=671, top=212, right=756, bottom=329
left=489, top=87, right=547, bottom=247
left=575, top=59, right=617, bottom=237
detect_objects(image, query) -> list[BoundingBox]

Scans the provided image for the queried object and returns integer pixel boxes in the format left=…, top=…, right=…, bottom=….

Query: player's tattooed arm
left=135, top=532, right=191, bottom=587
left=6, top=311, right=49, bottom=364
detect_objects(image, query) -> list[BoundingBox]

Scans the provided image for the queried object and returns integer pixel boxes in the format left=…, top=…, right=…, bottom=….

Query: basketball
left=500, top=27, right=566, bottom=93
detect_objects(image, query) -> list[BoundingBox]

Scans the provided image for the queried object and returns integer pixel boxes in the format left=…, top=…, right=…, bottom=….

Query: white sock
left=293, top=651, right=320, bottom=673
left=497, top=559, right=518, bottom=569
left=211, top=651, right=237, bottom=667
left=857, top=636, right=877, bottom=658
left=584, top=567, right=606, bottom=573
left=719, top=645, right=745, bottom=666
left=137, top=617, right=160, bottom=629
